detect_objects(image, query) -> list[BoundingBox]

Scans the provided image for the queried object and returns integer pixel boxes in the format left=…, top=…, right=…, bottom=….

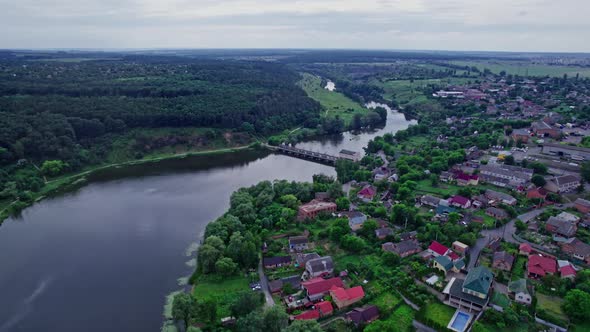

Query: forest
left=0, top=53, right=326, bottom=216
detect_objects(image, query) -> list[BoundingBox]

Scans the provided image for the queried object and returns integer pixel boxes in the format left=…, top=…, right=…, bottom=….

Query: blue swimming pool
left=448, top=311, right=472, bottom=332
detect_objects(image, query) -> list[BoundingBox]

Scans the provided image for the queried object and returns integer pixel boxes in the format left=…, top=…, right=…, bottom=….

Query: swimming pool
left=448, top=310, right=472, bottom=332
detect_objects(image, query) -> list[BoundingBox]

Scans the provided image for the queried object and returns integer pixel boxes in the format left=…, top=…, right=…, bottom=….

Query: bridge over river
left=270, top=144, right=341, bottom=165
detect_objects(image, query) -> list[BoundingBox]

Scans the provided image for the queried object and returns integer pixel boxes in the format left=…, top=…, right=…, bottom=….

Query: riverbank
left=0, top=144, right=259, bottom=224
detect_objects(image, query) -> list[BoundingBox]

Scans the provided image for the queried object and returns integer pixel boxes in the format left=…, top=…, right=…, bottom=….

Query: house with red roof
left=293, top=301, right=334, bottom=320
left=526, top=188, right=547, bottom=200
left=519, top=243, right=533, bottom=256
left=455, top=172, right=479, bottom=186
left=301, top=277, right=344, bottom=301
left=449, top=195, right=472, bottom=209
left=527, top=255, right=557, bottom=278
left=428, top=241, right=451, bottom=257
left=560, top=264, right=576, bottom=279
left=357, top=185, right=377, bottom=203
left=330, top=286, right=365, bottom=309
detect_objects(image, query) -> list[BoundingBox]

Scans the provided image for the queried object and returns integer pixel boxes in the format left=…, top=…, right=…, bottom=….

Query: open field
left=421, top=302, right=455, bottom=327
left=193, top=274, right=252, bottom=317
left=371, top=78, right=475, bottom=105
left=449, top=61, right=590, bottom=78
left=298, top=72, right=368, bottom=124
left=536, top=293, right=568, bottom=324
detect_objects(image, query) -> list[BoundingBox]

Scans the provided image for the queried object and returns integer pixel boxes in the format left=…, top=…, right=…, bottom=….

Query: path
left=413, top=320, right=438, bottom=332
left=257, top=258, right=275, bottom=307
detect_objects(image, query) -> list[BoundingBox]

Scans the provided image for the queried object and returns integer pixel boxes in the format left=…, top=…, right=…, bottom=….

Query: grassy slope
left=450, top=61, right=590, bottom=78
left=297, top=72, right=367, bottom=125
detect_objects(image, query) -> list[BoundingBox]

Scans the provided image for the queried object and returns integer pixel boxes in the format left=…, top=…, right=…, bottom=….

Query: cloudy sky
left=1, top=0, right=589, bottom=52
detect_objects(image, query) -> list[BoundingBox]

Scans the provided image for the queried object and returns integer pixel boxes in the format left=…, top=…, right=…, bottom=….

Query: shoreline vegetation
left=0, top=144, right=258, bottom=224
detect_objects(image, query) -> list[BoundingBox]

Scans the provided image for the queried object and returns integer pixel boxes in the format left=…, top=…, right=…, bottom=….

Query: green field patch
left=193, top=274, right=252, bottom=317
left=537, top=293, right=568, bottom=325
left=373, top=292, right=403, bottom=313
left=298, top=73, right=367, bottom=125
left=511, top=256, right=527, bottom=281
left=420, top=302, right=455, bottom=327
left=449, top=61, right=590, bottom=78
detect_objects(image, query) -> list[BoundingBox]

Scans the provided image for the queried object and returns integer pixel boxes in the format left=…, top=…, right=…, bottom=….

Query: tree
left=341, top=235, right=367, bottom=252
left=563, top=289, right=590, bottom=322
left=381, top=251, right=400, bottom=267
left=531, top=174, right=546, bottom=187
left=40, top=160, right=68, bottom=176
left=262, top=306, right=288, bottom=332
left=359, top=219, right=378, bottom=239
left=231, top=292, right=263, bottom=317
left=198, top=244, right=222, bottom=274
left=336, top=197, right=350, bottom=211
left=280, top=194, right=299, bottom=210
left=515, top=220, right=526, bottom=232
left=172, top=293, right=192, bottom=328
left=283, top=320, right=323, bottom=332
left=327, top=181, right=344, bottom=199
left=530, top=162, right=548, bottom=175
left=236, top=311, right=264, bottom=332
left=504, top=155, right=515, bottom=165
left=215, top=257, right=238, bottom=276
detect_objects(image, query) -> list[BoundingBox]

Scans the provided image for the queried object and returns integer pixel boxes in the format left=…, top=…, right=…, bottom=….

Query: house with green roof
left=462, top=266, right=494, bottom=299
left=442, top=266, right=494, bottom=313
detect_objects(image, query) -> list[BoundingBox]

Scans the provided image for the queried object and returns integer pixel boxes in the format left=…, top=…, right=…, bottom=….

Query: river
left=0, top=108, right=413, bottom=332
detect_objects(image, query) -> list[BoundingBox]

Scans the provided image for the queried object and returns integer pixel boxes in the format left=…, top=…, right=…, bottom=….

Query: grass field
left=297, top=73, right=367, bottom=125
left=373, top=292, right=403, bottom=313
left=449, top=61, right=590, bottom=78
left=511, top=256, right=527, bottom=280
left=371, top=78, right=474, bottom=105
left=389, top=304, right=416, bottom=330
left=193, top=274, right=253, bottom=317
left=537, top=293, right=568, bottom=323
left=421, top=302, right=455, bottom=327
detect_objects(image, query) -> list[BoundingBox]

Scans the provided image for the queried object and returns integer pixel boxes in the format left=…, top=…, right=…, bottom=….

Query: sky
left=1, top=0, right=589, bottom=52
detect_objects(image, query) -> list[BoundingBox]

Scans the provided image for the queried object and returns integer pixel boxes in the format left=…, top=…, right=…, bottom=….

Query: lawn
left=416, top=180, right=458, bottom=197
left=421, top=302, right=455, bottom=327
left=193, top=274, right=253, bottom=317
left=389, top=304, right=416, bottom=330
left=372, top=78, right=474, bottom=105
left=511, top=256, right=527, bottom=281
left=297, top=72, right=368, bottom=125
left=373, top=292, right=403, bottom=313
left=449, top=60, right=590, bottom=78
left=537, top=293, right=568, bottom=324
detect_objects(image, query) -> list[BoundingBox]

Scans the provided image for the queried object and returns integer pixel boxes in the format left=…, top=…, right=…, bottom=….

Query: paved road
left=258, top=259, right=275, bottom=307
left=468, top=203, right=574, bottom=269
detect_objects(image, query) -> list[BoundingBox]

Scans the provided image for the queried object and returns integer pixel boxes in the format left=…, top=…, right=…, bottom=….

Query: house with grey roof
left=484, top=189, right=517, bottom=206
left=546, top=216, right=577, bottom=238
left=544, top=174, right=581, bottom=193
left=305, top=256, right=334, bottom=279
left=421, top=195, right=442, bottom=208
left=382, top=240, right=421, bottom=258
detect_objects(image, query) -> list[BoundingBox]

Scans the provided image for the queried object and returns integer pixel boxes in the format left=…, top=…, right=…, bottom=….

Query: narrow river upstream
left=0, top=108, right=413, bottom=332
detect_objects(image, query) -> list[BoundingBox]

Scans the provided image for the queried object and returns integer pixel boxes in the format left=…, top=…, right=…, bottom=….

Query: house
left=532, top=121, right=561, bottom=138
left=452, top=241, right=469, bottom=254
left=575, top=198, right=590, bottom=214
left=449, top=195, right=471, bottom=209
left=544, top=174, right=581, bottom=194
left=421, top=195, right=442, bottom=208
left=472, top=195, right=489, bottom=208
left=289, top=236, right=309, bottom=252
left=263, top=256, right=292, bottom=269
left=375, top=227, right=394, bottom=240
left=400, top=231, right=418, bottom=241
left=527, top=254, right=557, bottom=278
left=428, top=241, right=451, bottom=257
left=357, top=185, right=377, bottom=202
left=440, top=171, right=455, bottom=182
left=338, top=211, right=368, bottom=231
left=456, top=172, right=479, bottom=186
left=560, top=238, right=590, bottom=264
left=484, top=189, right=517, bottom=206
left=373, top=167, right=390, bottom=182
left=330, top=286, right=365, bottom=309
left=443, top=266, right=493, bottom=312
left=492, top=251, right=515, bottom=271
left=508, top=279, right=533, bottom=305
left=511, top=128, right=530, bottom=143
left=383, top=240, right=421, bottom=258
left=339, top=149, right=360, bottom=161
left=527, top=188, right=547, bottom=200
left=296, top=252, right=320, bottom=267
left=305, top=256, right=334, bottom=279
left=480, top=164, right=533, bottom=188
left=346, top=305, right=379, bottom=326
left=487, top=237, right=502, bottom=252
left=293, top=300, right=333, bottom=320
left=433, top=255, right=462, bottom=274
left=519, top=243, right=533, bottom=256
left=486, top=207, right=509, bottom=220
left=301, top=277, right=344, bottom=301
left=559, top=261, right=577, bottom=279
left=298, top=200, right=337, bottom=220
left=546, top=216, right=577, bottom=238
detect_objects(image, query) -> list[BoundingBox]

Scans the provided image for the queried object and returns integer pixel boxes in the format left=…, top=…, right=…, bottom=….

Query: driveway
left=258, top=259, right=275, bottom=307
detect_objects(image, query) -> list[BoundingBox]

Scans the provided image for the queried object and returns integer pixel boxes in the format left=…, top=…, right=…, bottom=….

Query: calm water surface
left=0, top=110, right=412, bottom=332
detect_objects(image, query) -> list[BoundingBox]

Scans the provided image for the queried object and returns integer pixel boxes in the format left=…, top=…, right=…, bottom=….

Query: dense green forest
left=0, top=54, right=326, bottom=217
